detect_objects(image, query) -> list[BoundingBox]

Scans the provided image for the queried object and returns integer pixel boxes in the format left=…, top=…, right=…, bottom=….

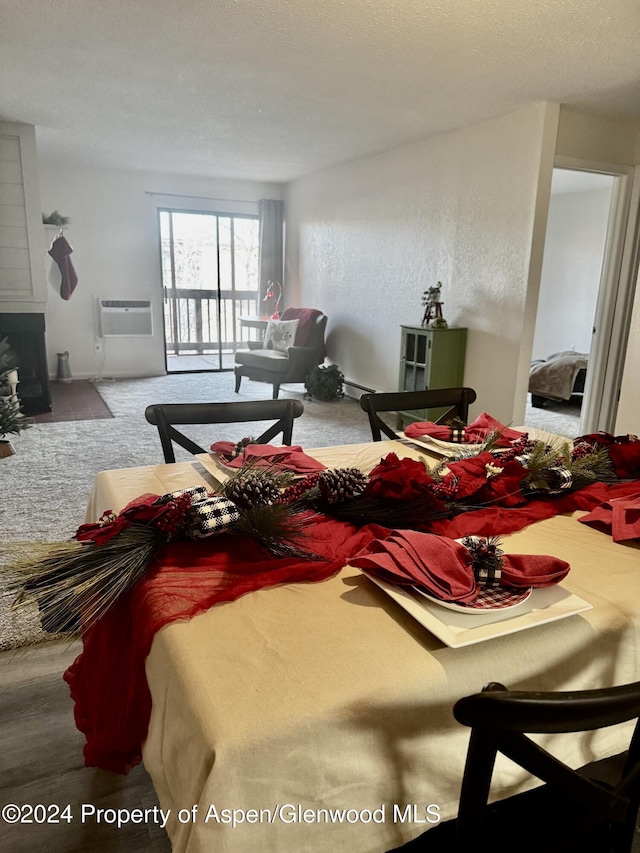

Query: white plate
left=398, top=432, right=487, bottom=458
left=362, top=572, right=592, bottom=648
left=415, top=585, right=532, bottom=613
left=196, top=451, right=318, bottom=485
left=196, top=452, right=236, bottom=484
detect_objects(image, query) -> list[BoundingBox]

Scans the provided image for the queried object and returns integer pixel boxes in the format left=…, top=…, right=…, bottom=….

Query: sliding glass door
left=159, top=209, right=260, bottom=371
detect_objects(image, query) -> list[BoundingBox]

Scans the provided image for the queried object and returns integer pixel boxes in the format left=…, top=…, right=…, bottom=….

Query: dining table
left=83, top=437, right=640, bottom=853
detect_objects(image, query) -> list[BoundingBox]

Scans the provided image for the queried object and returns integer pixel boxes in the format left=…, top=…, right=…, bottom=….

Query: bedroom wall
left=284, top=103, right=558, bottom=426
left=38, top=165, right=282, bottom=379
left=532, top=185, right=613, bottom=360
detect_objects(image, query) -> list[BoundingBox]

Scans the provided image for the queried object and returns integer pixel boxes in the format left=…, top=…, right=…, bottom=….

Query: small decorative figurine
left=421, top=282, right=448, bottom=328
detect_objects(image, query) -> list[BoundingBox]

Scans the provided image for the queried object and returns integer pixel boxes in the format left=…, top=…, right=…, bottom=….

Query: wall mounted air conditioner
left=98, top=299, right=153, bottom=337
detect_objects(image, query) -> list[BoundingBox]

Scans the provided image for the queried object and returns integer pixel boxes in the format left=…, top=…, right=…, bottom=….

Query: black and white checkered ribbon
left=186, top=496, right=241, bottom=539
left=161, top=485, right=210, bottom=504
left=450, top=426, right=466, bottom=443
left=474, top=562, right=502, bottom=587
left=545, top=466, right=573, bottom=494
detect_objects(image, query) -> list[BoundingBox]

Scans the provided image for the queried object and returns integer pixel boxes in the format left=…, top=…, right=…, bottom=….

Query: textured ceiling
left=1, top=0, right=639, bottom=182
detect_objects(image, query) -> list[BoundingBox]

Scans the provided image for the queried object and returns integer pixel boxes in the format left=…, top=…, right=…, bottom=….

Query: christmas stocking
left=48, top=235, right=78, bottom=300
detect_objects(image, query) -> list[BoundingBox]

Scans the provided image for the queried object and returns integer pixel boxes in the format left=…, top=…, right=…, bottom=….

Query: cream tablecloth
left=85, top=441, right=640, bottom=853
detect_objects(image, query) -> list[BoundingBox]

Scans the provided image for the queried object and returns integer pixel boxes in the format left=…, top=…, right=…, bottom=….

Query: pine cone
left=318, top=468, right=368, bottom=504
left=225, top=474, right=280, bottom=509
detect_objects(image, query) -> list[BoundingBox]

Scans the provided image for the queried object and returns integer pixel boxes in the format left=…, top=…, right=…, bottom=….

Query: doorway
left=526, top=168, right=615, bottom=435
left=158, top=209, right=260, bottom=373
left=526, top=160, right=638, bottom=436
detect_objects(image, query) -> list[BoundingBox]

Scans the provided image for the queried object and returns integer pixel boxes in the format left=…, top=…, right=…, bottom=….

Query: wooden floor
left=0, top=640, right=170, bottom=852
left=2, top=640, right=640, bottom=852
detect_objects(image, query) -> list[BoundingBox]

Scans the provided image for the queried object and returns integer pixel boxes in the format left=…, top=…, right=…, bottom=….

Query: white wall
left=532, top=186, right=613, bottom=359
left=39, top=166, right=282, bottom=379
left=556, top=109, right=640, bottom=166
left=285, top=103, right=558, bottom=425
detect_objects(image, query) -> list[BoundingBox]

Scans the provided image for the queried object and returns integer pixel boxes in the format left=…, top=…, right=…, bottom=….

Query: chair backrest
left=145, top=399, right=304, bottom=463
left=359, top=387, right=477, bottom=441
left=280, top=308, right=327, bottom=362
left=452, top=681, right=640, bottom=852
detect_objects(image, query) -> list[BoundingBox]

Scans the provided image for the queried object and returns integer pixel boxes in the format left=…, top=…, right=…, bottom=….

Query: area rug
left=30, top=380, right=113, bottom=423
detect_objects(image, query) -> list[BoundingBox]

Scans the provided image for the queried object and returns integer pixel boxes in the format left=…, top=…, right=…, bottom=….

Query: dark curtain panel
left=258, top=199, right=284, bottom=300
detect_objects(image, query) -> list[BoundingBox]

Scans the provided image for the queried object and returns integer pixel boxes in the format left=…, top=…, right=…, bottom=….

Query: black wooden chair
left=145, top=399, right=304, bottom=463
left=359, top=387, right=477, bottom=442
left=422, top=681, right=640, bottom=853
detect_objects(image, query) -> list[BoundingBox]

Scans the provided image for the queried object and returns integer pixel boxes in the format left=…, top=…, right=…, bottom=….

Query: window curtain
left=258, top=199, right=284, bottom=300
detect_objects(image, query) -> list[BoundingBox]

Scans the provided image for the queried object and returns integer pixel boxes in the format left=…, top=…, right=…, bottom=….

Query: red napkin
left=210, top=442, right=326, bottom=473
left=349, top=527, right=570, bottom=603
left=404, top=412, right=524, bottom=447
left=578, top=491, right=640, bottom=542
left=350, top=527, right=478, bottom=603
left=500, top=553, right=570, bottom=588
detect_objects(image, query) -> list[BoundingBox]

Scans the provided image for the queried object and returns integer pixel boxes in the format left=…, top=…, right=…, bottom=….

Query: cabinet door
left=399, top=328, right=431, bottom=392
left=427, top=329, right=466, bottom=390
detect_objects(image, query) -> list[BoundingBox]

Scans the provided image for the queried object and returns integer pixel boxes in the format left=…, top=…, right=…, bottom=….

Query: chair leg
left=235, top=372, right=242, bottom=393
left=272, top=384, right=280, bottom=399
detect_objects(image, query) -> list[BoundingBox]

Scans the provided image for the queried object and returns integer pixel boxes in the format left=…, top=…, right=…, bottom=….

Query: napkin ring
left=463, top=535, right=504, bottom=588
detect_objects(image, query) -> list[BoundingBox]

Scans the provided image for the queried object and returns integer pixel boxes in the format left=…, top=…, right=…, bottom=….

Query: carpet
left=523, top=395, right=582, bottom=438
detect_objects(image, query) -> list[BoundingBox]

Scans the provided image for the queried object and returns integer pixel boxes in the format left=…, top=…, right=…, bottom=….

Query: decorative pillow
left=263, top=319, right=299, bottom=353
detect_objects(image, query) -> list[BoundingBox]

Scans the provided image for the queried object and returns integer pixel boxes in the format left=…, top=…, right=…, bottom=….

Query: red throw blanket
left=64, top=480, right=640, bottom=774
left=280, top=307, right=323, bottom=346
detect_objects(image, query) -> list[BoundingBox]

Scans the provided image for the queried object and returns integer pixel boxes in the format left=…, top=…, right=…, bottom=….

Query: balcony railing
left=164, top=289, right=259, bottom=354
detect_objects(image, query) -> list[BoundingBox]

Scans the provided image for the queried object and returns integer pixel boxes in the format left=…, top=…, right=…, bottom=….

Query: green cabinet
left=397, top=325, right=467, bottom=428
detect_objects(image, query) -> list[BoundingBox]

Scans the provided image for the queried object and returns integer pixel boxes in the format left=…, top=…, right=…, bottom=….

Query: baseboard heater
left=343, top=379, right=377, bottom=396
left=98, top=299, right=153, bottom=337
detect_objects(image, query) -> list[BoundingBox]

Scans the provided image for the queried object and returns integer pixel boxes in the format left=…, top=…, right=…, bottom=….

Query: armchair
left=234, top=308, right=327, bottom=399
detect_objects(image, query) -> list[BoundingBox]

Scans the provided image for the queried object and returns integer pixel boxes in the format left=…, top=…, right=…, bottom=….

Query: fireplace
left=0, top=313, right=52, bottom=416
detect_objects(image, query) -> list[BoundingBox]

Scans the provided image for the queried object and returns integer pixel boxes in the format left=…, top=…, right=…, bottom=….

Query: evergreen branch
left=229, top=504, right=322, bottom=559
left=4, top=525, right=164, bottom=635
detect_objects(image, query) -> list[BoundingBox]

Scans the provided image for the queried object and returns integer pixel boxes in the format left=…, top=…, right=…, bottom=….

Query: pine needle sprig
left=522, top=439, right=616, bottom=491
left=567, top=447, right=616, bottom=487
left=5, top=524, right=164, bottom=635
left=229, top=504, right=323, bottom=560
left=522, top=439, right=567, bottom=491
left=445, top=429, right=505, bottom=462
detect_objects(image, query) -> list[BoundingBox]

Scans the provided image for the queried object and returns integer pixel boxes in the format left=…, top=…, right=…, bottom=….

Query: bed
left=529, top=350, right=588, bottom=407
